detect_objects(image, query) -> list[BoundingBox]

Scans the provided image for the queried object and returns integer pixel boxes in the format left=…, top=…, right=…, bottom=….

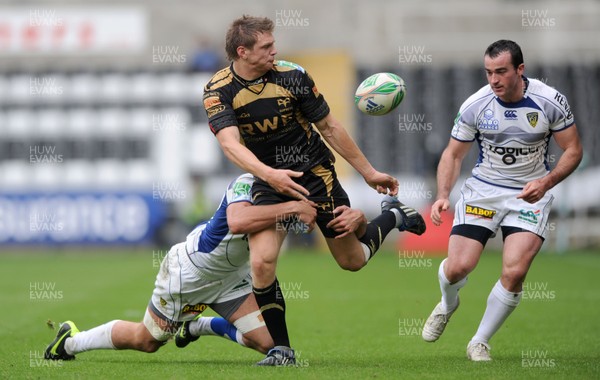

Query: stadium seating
left=1, top=66, right=598, bottom=247
left=0, top=71, right=213, bottom=192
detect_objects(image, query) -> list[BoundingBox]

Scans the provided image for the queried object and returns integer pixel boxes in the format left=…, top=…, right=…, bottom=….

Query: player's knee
left=336, top=256, right=365, bottom=272
left=134, top=323, right=166, bottom=353
left=446, top=269, right=468, bottom=283
left=501, top=269, right=527, bottom=290
left=251, top=255, right=276, bottom=270
left=251, top=257, right=278, bottom=280
left=444, top=260, right=473, bottom=283
left=340, top=263, right=363, bottom=272
left=140, top=339, right=163, bottom=353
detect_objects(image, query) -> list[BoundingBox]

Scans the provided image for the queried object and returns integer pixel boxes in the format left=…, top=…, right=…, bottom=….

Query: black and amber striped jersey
left=203, top=60, right=333, bottom=172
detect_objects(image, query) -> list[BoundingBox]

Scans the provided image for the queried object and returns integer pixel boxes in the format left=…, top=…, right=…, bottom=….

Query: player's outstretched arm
left=226, top=200, right=317, bottom=235
left=314, top=113, right=398, bottom=195
left=517, top=124, right=583, bottom=204
left=431, top=138, right=472, bottom=225
left=216, top=126, right=311, bottom=200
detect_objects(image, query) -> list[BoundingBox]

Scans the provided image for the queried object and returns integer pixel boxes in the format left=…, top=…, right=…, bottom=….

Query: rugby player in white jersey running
left=422, top=40, right=583, bottom=361
left=44, top=173, right=326, bottom=366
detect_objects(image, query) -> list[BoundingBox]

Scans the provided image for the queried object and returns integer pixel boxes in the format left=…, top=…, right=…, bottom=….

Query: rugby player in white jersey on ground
left=44, top=173, right=325, bottom=366
left=422, top=40, right=583, bottom=361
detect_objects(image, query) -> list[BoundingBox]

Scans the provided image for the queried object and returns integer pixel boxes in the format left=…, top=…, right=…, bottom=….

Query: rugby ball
left=355, top=72, right=406, bottom=116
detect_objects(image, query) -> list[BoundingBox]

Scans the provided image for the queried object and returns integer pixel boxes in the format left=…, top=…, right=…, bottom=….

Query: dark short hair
left=484, top=40, right=524, bottom=69
left=225, top=15, right=274, bottom=61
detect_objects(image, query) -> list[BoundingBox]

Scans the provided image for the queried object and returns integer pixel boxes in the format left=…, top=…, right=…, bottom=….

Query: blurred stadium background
left=1, top=0, right=599, bottom=252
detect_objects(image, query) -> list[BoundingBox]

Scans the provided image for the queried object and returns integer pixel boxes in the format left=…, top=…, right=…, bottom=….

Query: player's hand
left=517, top=178, right=550, bottom=204
left=364, top=171, right=399, bottom=196
left=293, top=200, right=317, bottom=233
left=327, top=205, right=367, bottom=239
left=431, top=198, right=450, bottom=226
left=265, top=169, right=310, bottom=201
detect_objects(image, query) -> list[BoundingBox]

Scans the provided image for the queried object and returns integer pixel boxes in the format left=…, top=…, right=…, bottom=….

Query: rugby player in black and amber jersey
left=205, top=60, right=332, bottom=173
left=203, top=15, right=426, bottom=366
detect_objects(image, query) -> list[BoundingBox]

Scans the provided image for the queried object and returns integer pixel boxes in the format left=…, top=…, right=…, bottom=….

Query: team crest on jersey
left=277, top=97, right=291, bottom=108
left=315, top=201, right=332, bottom=212
left=527, top=112, right=539, bottom=128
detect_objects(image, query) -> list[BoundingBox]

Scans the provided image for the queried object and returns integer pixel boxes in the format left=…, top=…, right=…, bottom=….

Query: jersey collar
left=230, top=63, right=269, bottom=87
left=495, top=75, right=531, bottom=108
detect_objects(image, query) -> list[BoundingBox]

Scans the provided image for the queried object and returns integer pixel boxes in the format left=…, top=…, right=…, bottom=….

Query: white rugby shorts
left=453, top=177, right=554, bottom=239
left=149, top=242, right=252, bottom=323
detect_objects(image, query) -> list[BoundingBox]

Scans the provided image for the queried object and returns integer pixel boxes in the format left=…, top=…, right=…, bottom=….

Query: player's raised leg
left=381, top=195, right=427, bottom=235
left=423, top=233, right=485, bottom=342
left=467, top=230, right=542, bottom=361
left=325, top=196, right=425, bottom=271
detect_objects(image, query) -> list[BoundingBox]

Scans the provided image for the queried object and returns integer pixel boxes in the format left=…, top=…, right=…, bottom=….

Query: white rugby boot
left=422, top=298, right=459, bottom=342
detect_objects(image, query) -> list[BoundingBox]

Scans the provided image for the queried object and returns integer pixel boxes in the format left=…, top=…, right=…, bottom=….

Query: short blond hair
left=225, top=15, right=274, bottom=61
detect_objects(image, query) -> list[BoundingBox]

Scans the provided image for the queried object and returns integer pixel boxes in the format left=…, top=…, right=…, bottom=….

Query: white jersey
left=184, top=173, right=254, bottom=276
left=451, top=77, right=574, bottom=189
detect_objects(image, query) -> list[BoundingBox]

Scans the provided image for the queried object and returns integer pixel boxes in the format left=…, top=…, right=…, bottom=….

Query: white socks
left=389, top=208, right=402, bottom=229
left=471, top=280, right=522, bottom=344
left=189, top=316, right=214, bottom=336
left=437, top=258, right=523, bottom=346
left=360, top=243, right=371, bottom=264
left=438, top=259, right=467, bottom=313
left=64, top=320, right=117, bottom=355
left=189, top=317, right=245, bottom=346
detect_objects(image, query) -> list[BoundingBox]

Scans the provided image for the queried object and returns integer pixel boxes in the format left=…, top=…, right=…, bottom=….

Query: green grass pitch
left=2, top=248, right=599, bottom=379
